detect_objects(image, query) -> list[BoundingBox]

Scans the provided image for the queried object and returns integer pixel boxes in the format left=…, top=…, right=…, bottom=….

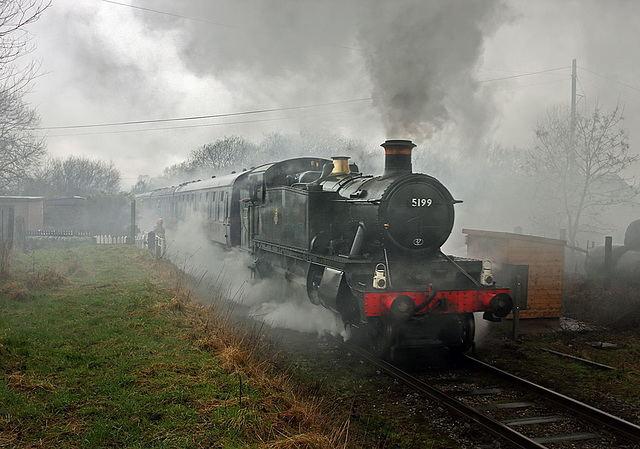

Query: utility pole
left=570, top=59, right=577, bottom=139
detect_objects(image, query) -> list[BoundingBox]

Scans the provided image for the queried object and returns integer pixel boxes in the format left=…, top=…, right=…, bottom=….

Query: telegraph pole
left=570, top=59, right=577, bottom=138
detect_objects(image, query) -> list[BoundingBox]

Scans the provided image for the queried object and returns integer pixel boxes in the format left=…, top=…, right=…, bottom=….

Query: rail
left=465, top=355, right=640, bottom=443
left=339, top=338, right=640, bottom=448
left=341, top=340, right=546, bottom=449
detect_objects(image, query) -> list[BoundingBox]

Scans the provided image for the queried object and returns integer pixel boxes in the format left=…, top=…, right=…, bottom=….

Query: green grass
left=0, top=245, right=290, bottom=448
left=2, top=244, right=476, bottom=448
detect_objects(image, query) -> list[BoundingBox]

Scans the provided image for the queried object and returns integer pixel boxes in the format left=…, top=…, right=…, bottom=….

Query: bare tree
left=0, top=0, right=50, bottom=193
left=24, top=156, right=121, bottom=197
left=0, top=91, right=45, bottom=192
left=528, top=104, right=638, bottom=246
left=0, top=0, right=49, bottom=89
left=135, top=132, right=375, bottom=194
left=187, top=135, right=257, bottom=174
left=257, top=132, right=300, bottom=161
left=130, top=175, right=153, bottom=194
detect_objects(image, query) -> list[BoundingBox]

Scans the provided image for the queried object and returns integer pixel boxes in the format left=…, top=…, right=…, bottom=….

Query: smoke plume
left=358, top=1, right=506, bottom=144
left=133, top=0, right=508, bottom=148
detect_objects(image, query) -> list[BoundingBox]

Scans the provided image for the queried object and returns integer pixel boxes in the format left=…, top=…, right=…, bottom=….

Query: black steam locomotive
left=138, top=140, right=512, bottom=357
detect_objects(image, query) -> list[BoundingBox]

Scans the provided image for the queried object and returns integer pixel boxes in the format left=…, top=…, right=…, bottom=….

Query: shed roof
left=0, top=196, right=44, bottom=201
left=462, top=228, right=566, bottom=247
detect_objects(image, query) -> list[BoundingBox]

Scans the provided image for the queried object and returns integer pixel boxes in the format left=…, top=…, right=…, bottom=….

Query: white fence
left=94, top=235, right=131, bottom=244
left=134, top=232, right=166, bottom=257
left=93, top=233, right=165, bottom=258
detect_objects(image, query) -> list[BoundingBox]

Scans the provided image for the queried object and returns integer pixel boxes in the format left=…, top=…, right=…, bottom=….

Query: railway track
left=341, top=339, right=640, bottom=448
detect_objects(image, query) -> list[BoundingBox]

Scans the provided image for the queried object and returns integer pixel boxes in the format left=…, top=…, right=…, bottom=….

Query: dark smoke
left=133, top=0, right=508, bottom=147
left=358, top=0, right=507, bottom=144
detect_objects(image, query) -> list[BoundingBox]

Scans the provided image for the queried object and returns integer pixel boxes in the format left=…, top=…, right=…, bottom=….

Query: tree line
left=131, top=132, right=373, bottom=194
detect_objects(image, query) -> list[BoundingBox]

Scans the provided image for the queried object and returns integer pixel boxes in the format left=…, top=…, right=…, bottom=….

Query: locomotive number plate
left=411, top=198, right=432, bottom=207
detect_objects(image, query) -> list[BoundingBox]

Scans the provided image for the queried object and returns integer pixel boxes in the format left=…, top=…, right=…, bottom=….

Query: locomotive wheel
left=449, top=313, right=475, bottom=354
left=368, top=316, right=398, bottom=360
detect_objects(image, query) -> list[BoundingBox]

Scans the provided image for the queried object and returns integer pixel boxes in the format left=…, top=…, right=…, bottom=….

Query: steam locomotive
left=137, top=140, right=512, bottom=358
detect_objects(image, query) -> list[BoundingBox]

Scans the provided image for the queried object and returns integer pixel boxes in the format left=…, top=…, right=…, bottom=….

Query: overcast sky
left=24, top=0, right=640, bottom=188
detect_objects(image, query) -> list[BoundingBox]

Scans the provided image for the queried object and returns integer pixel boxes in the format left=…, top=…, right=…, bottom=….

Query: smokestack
left=381, top=139, right=415, bottom=177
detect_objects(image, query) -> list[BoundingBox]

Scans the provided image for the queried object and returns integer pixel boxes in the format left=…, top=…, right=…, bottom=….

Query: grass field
left=0, top=245, right=347, bottom=448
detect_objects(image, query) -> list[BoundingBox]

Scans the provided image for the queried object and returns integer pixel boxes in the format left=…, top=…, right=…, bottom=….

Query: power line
left=479, top=66, right=570, bottom=83
left=100, top=0, right=359, bottom=51
left=37, top=98, right=373, bottom=131
left=43, top=61, right=634, bottom=137
left=38, top=106, right=370, bottom=138
left=41, top=115, right=293, bottom=137
left=100, top=0, right=233, bottom=27
left=579, top=66, right=640, bottom=93
left=485, top=78, right=567, bottom=92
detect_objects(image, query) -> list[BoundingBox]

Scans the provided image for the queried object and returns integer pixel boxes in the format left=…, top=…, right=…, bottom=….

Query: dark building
left=43, top=197, right=88, bottom=231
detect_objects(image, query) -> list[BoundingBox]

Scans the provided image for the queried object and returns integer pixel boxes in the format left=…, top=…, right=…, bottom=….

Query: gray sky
left=24, top=0, right=640, bottom=188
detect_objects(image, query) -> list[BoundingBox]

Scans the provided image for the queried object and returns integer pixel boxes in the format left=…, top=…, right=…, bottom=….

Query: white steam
left=243, top=280, right=347, bottom=339
left=140, top=209, right=347, bottom=339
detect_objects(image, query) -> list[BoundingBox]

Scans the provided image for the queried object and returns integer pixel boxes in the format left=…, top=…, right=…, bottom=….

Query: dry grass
left=155, top=295, right=187, bottom=312
left=1, top=268, right=68, bottom=294
left=147, top=254, right=354, bottom=447
left=262, top=433, right=336, bottom=449
left=32, top=268, right=67, bottom=288
left=65, top=259, right=89, bottom=277
left=7, top=372, right=57, bottom=393
left=0, top=281, right=34, bottom=302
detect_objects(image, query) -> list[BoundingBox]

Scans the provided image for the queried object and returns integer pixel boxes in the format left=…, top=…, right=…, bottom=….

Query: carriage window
left=212, top=191, right=218, bottom=221
left=217, top=191, right=224, bottom=221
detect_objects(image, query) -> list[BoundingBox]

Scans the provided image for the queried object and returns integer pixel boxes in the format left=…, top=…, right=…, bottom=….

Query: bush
left=563, top=276, right=640, bottom=330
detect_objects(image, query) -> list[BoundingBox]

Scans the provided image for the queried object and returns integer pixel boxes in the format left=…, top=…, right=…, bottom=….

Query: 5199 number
left=411, top=198, right=432, bottom=207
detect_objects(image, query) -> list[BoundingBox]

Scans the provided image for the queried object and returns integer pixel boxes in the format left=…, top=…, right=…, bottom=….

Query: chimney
left=381, top=139, right=415, bottom=176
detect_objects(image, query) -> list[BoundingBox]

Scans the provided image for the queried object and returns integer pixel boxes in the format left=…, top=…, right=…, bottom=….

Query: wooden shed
left=462, top=228, right=565, bottom=319
left=0, top=196, right=44, bottom=232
